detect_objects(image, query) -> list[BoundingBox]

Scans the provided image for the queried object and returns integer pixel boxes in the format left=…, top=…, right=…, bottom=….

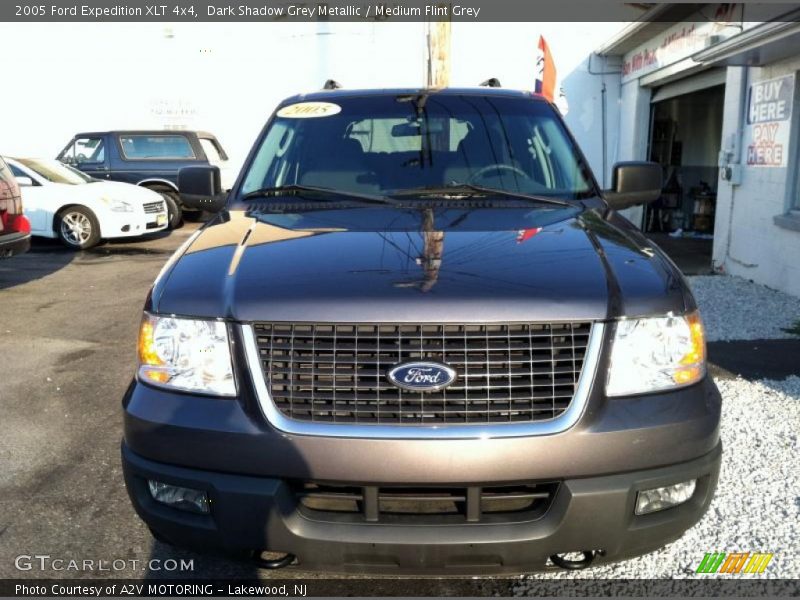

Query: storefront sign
left=150, top=98, right=197, bottom=128
left=745, top=74, right=795, bottom=168
left=621, top=4, right=742, bottom=83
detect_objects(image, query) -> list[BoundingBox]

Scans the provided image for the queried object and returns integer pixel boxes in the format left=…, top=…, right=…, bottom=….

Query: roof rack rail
left=323, top=79, right=342, bottom=90
left=479, top=78, right=502, bottom=88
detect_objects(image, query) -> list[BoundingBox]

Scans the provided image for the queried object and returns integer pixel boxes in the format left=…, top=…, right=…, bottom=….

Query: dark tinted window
left=241, top=94, right=594, bottom=200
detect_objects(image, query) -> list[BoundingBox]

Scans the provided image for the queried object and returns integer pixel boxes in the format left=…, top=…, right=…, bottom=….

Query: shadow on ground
left=0, top=241, right=75, bottom=290
left=708, top=339, right=800, bottom=382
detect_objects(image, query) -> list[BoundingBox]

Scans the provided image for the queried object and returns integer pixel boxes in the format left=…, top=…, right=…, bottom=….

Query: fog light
left=635, top=479, right=696, bottom=515
left=148, top=480, right=209, bottom=514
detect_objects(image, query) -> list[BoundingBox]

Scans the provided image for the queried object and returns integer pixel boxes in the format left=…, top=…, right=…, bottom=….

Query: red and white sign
left=745, top=74, right=795, bottom=168
left=621, top=4, right=741, bottom=83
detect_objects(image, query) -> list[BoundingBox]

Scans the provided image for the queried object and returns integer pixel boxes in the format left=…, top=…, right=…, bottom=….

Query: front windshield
left=18, top=158, right=91, bottom=185
left=240, top=93, right=595, bottom=200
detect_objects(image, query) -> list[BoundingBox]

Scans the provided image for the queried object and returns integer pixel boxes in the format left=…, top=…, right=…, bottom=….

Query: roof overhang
left=693, top=9, right=800, bottom=66
left=595, top=3, right=706, bottom=56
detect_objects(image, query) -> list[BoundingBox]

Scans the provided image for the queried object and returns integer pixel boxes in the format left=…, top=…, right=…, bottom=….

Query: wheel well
left=53, top=204, right=92, bottom=233
left=140, top=181, right=178, bottom=195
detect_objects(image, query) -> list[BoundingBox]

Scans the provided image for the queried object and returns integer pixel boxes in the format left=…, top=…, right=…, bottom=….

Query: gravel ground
left=688, top=275, right=800, bottom=342
left=510, top=376, right=800, bottom=592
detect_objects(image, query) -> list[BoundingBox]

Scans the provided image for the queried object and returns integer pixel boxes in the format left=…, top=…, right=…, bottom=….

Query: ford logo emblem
left=387, top=361, right=457, bottom=392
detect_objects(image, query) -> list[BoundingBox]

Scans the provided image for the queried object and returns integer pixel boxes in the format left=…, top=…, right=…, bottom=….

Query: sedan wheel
left=56, top=207, right=101, bottom=249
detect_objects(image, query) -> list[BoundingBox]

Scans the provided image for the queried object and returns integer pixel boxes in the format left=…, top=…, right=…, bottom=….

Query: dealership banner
left=2, top=578, right=799, bottom=597
left=4, top=0, right=800, bottom=22
left=621, top=4, right=743, bottom=83
left=745, top=74, right=796, bottom=168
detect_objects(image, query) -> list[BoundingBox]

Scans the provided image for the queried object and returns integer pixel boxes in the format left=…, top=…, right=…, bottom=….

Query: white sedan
left=5, top=157, right=169, bottom=249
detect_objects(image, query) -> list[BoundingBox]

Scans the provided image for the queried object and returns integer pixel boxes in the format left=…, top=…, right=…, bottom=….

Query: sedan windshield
left=18, top=158, right=91, bottom=185
left=240, top=93, right=596, bottom=201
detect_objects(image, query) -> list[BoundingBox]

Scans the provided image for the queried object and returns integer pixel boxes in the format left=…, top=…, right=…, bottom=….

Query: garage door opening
left=646, top=81, right=725, bottom=274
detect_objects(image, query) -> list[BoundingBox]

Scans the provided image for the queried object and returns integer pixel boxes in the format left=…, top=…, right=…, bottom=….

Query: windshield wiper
left=390, top=183, right=573, bottom=208
left=242, top=184, right=399, bottom=206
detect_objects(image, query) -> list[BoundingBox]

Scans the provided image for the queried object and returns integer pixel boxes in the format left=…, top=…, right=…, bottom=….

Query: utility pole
left=418, top=5, right=451, bottom=292
left=426, top=7, right=451, bottom=87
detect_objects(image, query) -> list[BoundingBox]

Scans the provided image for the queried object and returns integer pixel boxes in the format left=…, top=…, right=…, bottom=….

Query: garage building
left=595, top=2, right=800, bottom=296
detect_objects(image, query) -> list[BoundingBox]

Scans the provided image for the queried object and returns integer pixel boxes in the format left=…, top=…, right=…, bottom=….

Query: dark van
left=58, top=130, right=231, bottom=228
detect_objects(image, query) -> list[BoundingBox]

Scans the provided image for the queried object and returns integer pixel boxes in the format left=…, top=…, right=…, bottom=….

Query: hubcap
left=60, top=212, right=92, bottom=246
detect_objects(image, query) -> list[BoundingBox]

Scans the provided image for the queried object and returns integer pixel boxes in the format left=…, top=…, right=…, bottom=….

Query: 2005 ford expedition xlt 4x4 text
left=122, top=87, right=721, bottom=574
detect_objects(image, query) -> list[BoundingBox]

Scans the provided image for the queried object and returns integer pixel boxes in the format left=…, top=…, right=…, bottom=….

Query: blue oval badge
left=387, top=361, right=457, bottom=392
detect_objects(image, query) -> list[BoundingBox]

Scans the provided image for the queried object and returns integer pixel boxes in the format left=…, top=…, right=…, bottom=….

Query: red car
left=0, top=156, right=31, bottom=257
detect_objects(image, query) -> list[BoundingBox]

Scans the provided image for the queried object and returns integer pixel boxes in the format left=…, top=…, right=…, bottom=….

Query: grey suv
left=122, top=87, right=721, bottom=573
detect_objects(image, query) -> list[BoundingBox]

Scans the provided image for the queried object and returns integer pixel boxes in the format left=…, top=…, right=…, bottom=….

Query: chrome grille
left=143, top=200, right=165, bottom=214
left=253, top=322, right=592, bottom=425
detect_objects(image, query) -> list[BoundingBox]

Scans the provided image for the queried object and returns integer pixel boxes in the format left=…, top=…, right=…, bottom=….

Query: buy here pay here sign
left=746, top=74, right=795, bottom=168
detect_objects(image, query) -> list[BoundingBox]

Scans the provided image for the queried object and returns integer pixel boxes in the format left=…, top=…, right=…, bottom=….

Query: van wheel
left=55, top=207, right=101, bottom=249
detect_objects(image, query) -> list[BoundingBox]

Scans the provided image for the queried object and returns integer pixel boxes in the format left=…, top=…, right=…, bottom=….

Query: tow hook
left=253, top=551, right=295, bottom=569
left=550, top=550, right=599, bottom=570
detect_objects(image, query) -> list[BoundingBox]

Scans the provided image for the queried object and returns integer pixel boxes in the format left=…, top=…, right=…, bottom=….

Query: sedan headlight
left=606, top=311, right=706, bottom=397
left=101, top=197, right=134, bottom=212
left=138, top=313, right=236, bottom=396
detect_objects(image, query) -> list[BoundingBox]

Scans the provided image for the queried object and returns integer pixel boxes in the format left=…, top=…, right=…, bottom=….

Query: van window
left=199, top=138, right=225, bottom=164
left=61, top=137, right=105, bottom=165
left=119, top=135, right=196, bottom=160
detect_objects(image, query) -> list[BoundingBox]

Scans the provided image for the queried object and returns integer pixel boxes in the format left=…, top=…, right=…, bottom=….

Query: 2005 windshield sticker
left=277, top=102, right=342, bottom=118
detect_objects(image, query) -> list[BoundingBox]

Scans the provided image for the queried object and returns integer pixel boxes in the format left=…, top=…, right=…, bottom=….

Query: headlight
left=138, top=313, right=236, bottom=396
left=606, top=311, right=706, bottom=396
left=101, top=197, right=134, bottom=212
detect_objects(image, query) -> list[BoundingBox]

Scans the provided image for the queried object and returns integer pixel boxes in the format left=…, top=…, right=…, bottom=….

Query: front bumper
left=100, top=210, right=168, bottom=239
left=122, top=320, right=722, bottom=573
left=123, top=442, right=721, bottom=574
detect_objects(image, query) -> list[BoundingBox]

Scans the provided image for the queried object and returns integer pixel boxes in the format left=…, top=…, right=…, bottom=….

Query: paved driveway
left=1, top=229, right=797, bottom=592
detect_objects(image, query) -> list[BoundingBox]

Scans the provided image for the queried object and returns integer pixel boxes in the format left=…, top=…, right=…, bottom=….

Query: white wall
left=0, top=22, right=427, bottom=167
left=0, top=21, right=625, bottom=189
left=714, top=59, right=800, bottom=296
left=450, top=22, right=628, bottom=186
left=614, top=77, right=652, bottom=225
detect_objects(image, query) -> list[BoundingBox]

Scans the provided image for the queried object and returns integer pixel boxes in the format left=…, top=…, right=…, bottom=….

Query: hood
left=90, top=181, right=162, bottom=203
left=51, top=180, right=160, bottom=205
left=152, top=204, right=689, bottom=323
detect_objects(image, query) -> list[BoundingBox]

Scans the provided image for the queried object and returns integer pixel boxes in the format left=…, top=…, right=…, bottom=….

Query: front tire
left=55, top=206, right=101, bottom=250
left=159, top=190, right=183, bottom=230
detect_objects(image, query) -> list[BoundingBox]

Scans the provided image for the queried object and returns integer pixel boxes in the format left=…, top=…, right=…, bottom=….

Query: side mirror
left=15, top=176, right=34, bottom=187
left=604, top=162, right=662, bottom=210
left=178, top=165, right=226, bottom=213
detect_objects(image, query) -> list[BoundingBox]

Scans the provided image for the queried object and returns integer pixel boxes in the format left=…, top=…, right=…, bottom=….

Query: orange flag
left=535, top=35, right=557, bottom=102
